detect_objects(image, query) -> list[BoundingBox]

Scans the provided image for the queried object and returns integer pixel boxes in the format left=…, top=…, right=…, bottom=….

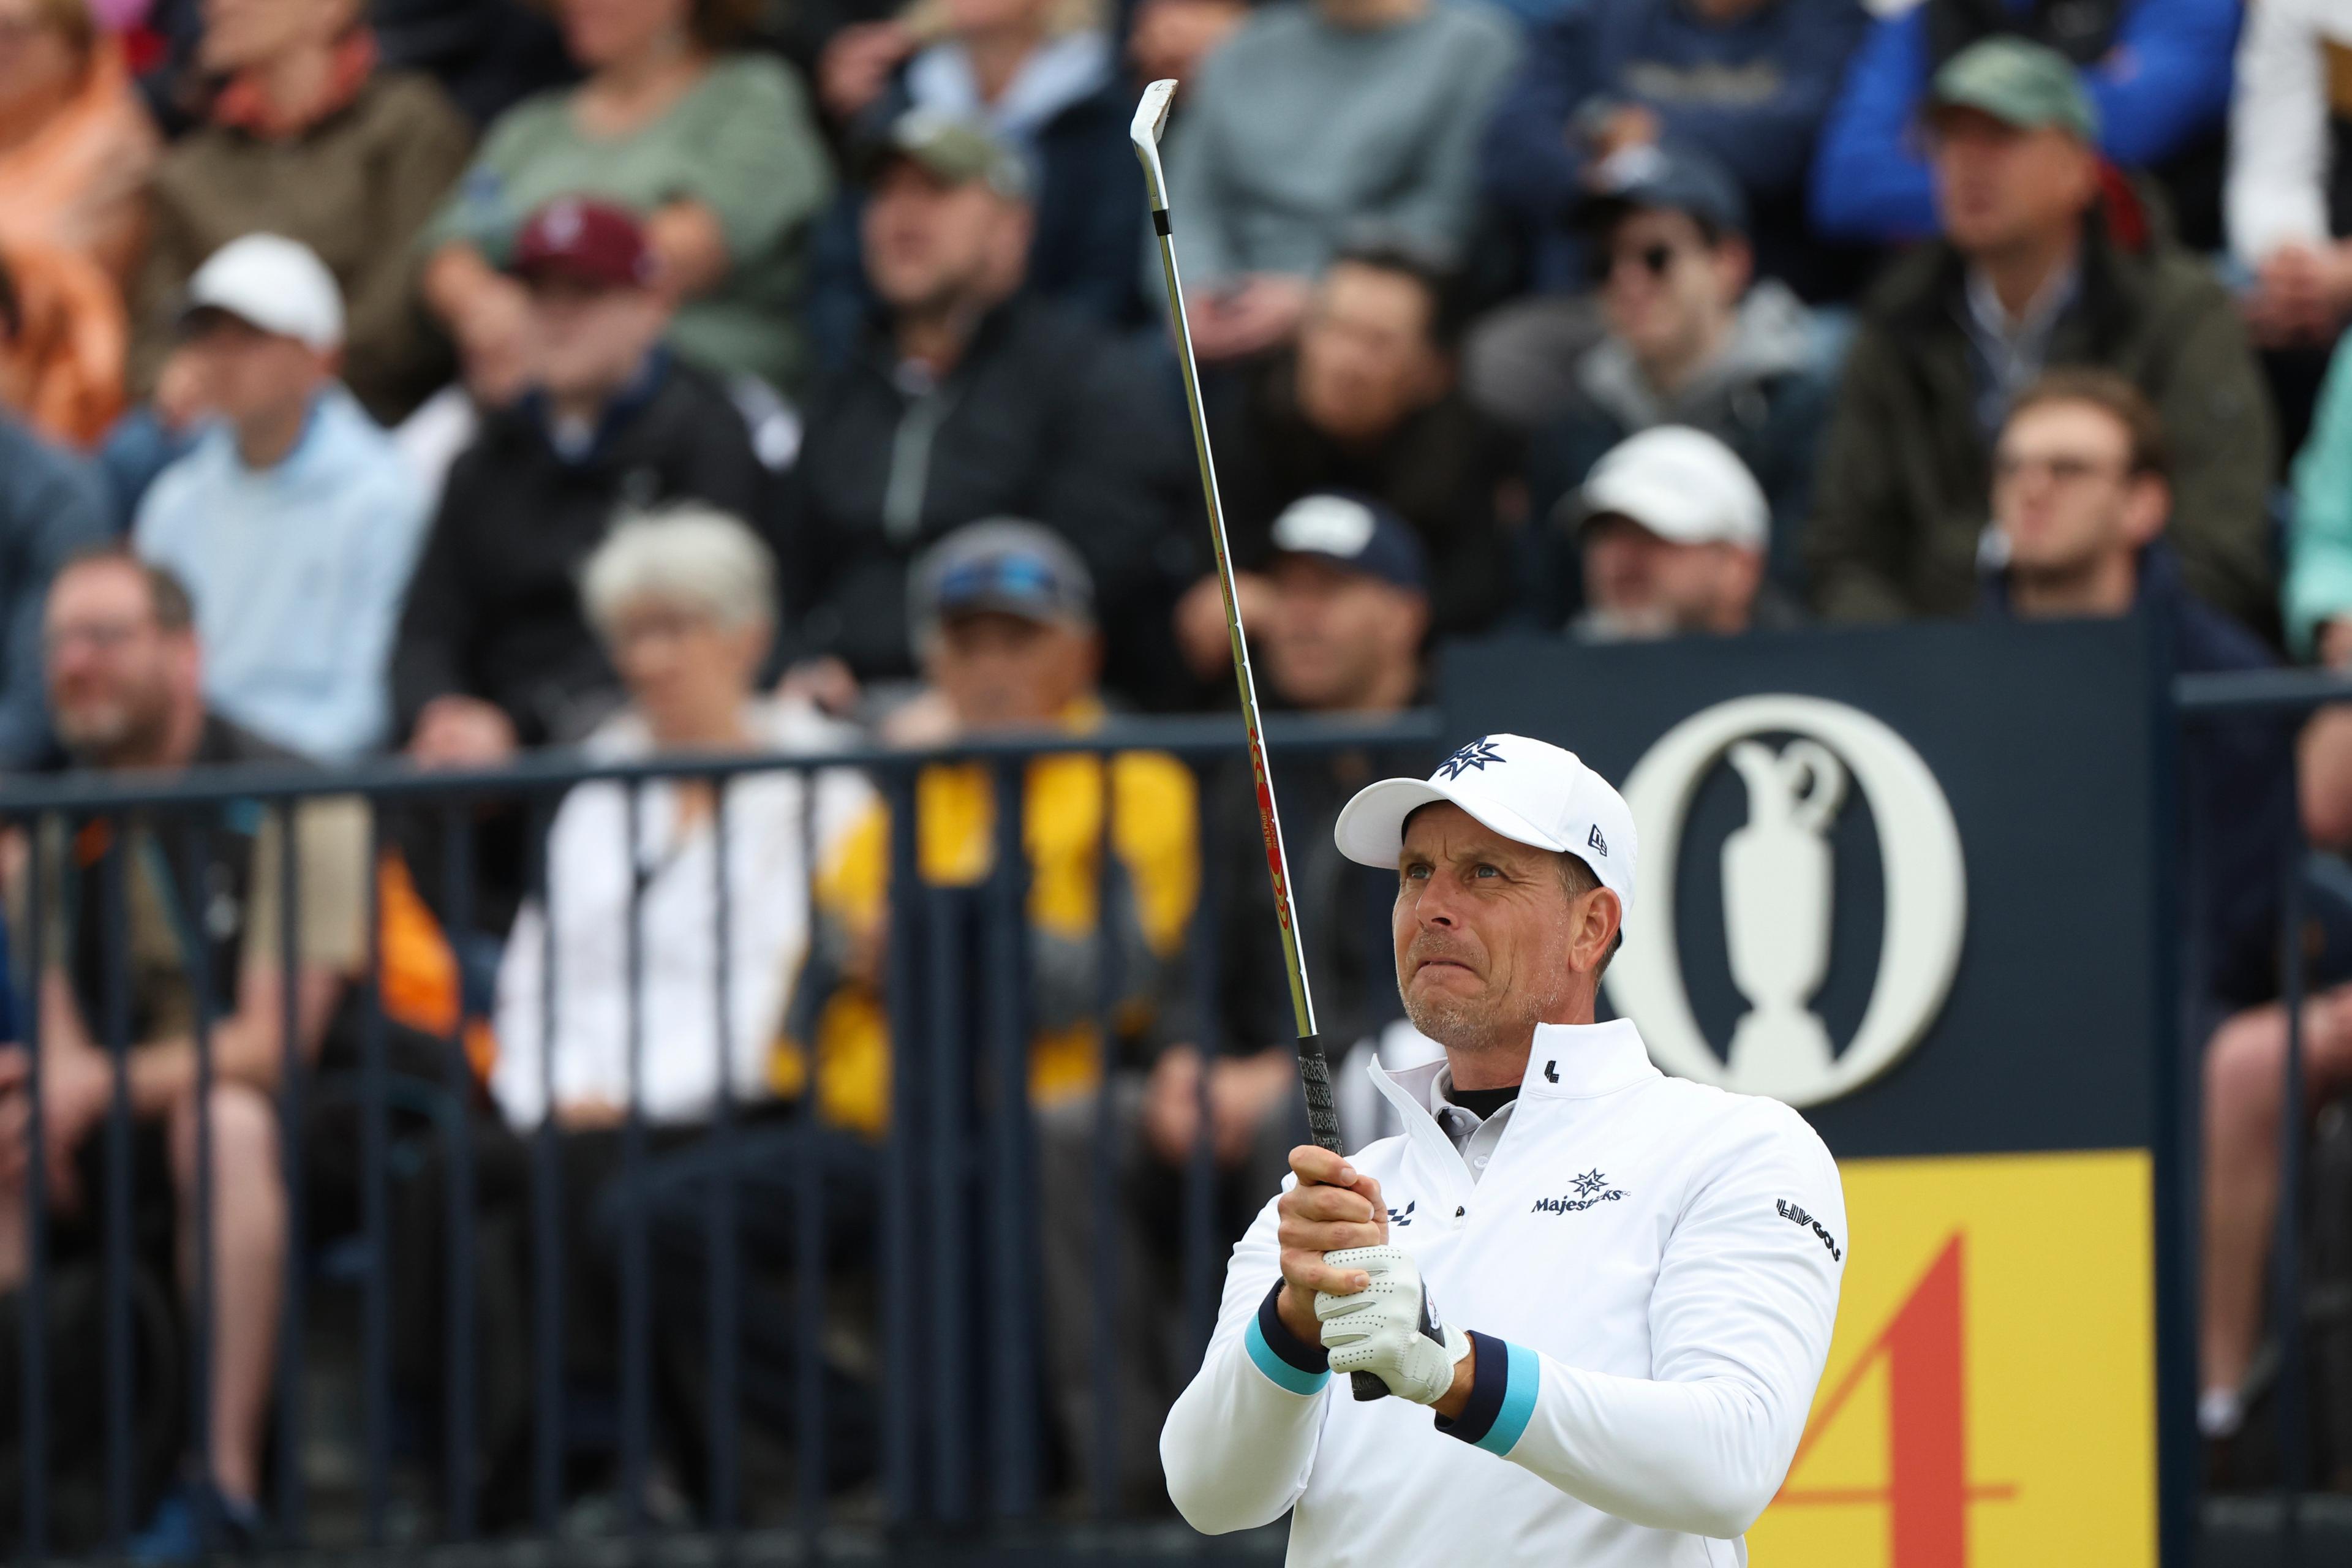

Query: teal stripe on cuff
left=1245, top=1311, right=1332, bottom=1396
left=1477, top=1341, right=1541, bottom=1456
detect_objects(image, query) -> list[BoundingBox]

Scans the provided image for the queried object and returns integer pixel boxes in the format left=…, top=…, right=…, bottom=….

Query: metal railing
left=0, top=710, right=1438, bottom=1562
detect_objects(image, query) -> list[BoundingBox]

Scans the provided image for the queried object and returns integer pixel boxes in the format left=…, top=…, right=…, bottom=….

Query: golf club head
left=1131, top=79, right=1177, bottom=209
left=1132, top=78, right=1177, bottom=149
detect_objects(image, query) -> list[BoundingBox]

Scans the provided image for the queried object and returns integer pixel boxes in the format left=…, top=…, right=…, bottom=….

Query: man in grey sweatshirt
left=1161, top=0, right=1519, bottom=363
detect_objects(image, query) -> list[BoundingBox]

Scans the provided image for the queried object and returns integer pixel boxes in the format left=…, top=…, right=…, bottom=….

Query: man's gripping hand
left=1274, top=1144, right=1387, bottom=1344
left=1314, top=1245, right=1470, bottom=1405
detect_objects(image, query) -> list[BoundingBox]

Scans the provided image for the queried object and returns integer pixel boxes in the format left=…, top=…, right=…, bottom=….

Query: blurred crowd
left=4, top=0, right=2352, bottom=1547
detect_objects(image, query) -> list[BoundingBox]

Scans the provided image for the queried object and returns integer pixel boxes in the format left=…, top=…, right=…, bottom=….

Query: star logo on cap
left=1434, top=738, right=1506, bottom=780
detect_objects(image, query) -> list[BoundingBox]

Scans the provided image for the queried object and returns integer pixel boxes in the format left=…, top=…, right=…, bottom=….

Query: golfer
left=1161, top=733, right=1846, bottom=1563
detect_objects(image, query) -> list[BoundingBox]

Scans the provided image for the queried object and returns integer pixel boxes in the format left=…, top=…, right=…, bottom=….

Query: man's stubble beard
left=55, top=689, right=171, bottom=771
left=1399, top=956, right=1575, bottom=1065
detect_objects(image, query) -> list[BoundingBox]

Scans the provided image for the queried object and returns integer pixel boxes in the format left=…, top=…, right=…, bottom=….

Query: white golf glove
left=1314, top=1244, right=1471, bottom=1405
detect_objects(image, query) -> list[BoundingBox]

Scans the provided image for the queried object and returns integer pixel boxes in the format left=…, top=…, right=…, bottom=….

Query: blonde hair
left=581, top=504, right=777, bottom=638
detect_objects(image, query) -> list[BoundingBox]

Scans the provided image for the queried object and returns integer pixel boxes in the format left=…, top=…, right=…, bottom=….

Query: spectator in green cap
left=1804, top=34, right=2275, bottom=634
left=1809, top=0, right=2239, bottom=244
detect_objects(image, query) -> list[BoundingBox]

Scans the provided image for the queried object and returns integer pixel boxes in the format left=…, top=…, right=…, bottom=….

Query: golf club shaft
left=1133, top=87, right=1386, bottom=1401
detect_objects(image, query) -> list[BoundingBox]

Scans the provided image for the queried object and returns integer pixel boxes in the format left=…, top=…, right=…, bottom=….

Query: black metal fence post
left=273, top=803, right=306, bottom=1543
left=176, top=827, right=217, bottom=1551
left=2277, top=836, right=2310, bottom=1547
left=880, top=767, right=924, bottom=1525
left=790, top=772, right=824, bottom=1545
left=985, top=760, right=1035, bottom=1517
left=1090, top=760, right=1123, bottom=1523
left=529, top=794, right=565, bottom=1534
left=1184, top=791, right=1223, bottom=1374
left=360, top=809, right=390, bottom=1547
left=17, top=813, right=48, bottom=1563
left=709, top=773, right=742, bottom=1541
left=440, top=804, right=478, bottom=1542
left=97, top=827, right=132, bottom=1552
left=620, top=780, right=651, bottom=1537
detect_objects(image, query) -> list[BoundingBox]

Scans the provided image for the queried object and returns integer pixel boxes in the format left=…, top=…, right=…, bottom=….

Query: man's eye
left=1474, top=864, right=1499, bottom=879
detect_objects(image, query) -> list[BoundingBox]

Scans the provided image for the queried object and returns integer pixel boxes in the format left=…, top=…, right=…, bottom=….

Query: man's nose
left=1414, top=878, right=1461, bottom=928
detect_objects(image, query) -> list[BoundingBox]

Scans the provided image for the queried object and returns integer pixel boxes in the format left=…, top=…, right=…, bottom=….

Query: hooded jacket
left=1806, top=181, right=2275, bottom=631
left=1531, top=279, right=1835, bottom=600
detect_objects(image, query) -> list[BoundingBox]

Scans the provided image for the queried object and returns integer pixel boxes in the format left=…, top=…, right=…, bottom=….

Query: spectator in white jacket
left=492, top=505, right=871, bottom=1130
left=2226, top=0, right=2352, bottom=349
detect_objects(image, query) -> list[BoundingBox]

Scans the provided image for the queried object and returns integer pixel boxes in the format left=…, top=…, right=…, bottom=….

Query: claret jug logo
left=1605, top=696, right=1967, bottom=1109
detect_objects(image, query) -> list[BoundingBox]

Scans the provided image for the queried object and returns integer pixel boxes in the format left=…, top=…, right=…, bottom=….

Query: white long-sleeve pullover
left=2226, top=0, right=2352, bottom=263
left=1162, top=1019, right=1845, bottom=1566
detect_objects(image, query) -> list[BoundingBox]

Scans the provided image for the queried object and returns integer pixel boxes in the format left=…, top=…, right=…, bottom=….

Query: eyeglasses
left=1589, top=241, right=1681, bottom=285
left=1991, top=453, right=2134, bottom=487
left=43, top=618, right=153, bottom=660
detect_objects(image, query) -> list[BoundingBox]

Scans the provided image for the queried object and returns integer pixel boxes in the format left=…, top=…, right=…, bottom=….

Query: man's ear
left=1718, top=545, right=1765, bottom=631
left=2122, top=473, right=2171, bottom=551
left=1714, top=235, right=1754, bottom=306
left=1574, top=886, right=1623, bottom=975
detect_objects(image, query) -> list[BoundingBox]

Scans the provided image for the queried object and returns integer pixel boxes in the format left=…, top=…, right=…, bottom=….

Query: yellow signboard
left=1747, top=1149, right=2158, bottom=1566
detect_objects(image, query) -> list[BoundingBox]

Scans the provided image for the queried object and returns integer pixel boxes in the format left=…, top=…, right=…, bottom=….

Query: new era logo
left=1587, top=824, right=1608, bottom=856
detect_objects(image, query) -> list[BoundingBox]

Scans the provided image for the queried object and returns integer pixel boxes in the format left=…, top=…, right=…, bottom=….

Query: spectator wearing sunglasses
left=1519, top=145, right=1837, bottom=623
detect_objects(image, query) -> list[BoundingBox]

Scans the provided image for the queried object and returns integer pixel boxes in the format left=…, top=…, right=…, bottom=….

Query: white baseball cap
left=179, top=233, right=344, bottom=352
left=1333, top=733, right=1638, bottom=918
left=1569, top=426, right=1767, bottom=551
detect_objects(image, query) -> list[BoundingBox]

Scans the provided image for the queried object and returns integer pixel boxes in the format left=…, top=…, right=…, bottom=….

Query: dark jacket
left=0, top=418, right=108, bottom=769
left=1806, top=185, right=2275, bottom=631
left=783, top=296, right=1194, bottom=701
left=1982, top=545, right=2293, bottom=1012
left=1480, top=0, right=1870, bottom=292
left=390, top=354, right=768, bottom=746
left=1528, top=279, right=1837, bottom=611
left=1213, top=353, right=1520, bottom=641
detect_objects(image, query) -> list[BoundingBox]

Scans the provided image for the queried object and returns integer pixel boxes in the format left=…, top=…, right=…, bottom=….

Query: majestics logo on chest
left=1531, top=1169, right=1626, bottom=1215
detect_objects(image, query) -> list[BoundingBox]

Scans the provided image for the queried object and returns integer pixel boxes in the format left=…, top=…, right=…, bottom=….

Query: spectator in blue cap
left=1509, top=144, right=1837, bottom=614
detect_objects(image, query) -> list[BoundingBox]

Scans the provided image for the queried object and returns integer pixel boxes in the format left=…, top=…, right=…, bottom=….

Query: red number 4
left=1774, top=1236, right=2016, bottom=1565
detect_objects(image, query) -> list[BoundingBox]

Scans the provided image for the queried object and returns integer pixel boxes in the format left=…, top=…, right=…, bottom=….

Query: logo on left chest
left=1532, top=1169, right=1627, bottom=1215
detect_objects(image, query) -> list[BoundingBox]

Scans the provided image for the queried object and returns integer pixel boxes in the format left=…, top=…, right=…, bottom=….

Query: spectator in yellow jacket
left=786, top=518, right=1199, bottom=1131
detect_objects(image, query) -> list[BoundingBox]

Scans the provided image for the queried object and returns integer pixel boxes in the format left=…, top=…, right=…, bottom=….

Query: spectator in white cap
left=1163, top=730, right=1845, bottom=1564
left=1567, top=424, right=1798, bottom=642
left=131, top=233, right=432, bottom=760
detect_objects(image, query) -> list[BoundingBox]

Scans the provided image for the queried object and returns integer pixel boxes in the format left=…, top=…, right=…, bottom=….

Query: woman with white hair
left=492, top=503, right=870, bottom=1131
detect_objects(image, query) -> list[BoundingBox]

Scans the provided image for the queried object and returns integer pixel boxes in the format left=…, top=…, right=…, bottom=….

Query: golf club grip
left=1295, top=1041, right=1392, bottom=1402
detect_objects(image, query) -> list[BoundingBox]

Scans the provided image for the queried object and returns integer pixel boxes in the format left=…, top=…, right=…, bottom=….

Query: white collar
left=1368, top=1017, right=1660, bottom=1142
